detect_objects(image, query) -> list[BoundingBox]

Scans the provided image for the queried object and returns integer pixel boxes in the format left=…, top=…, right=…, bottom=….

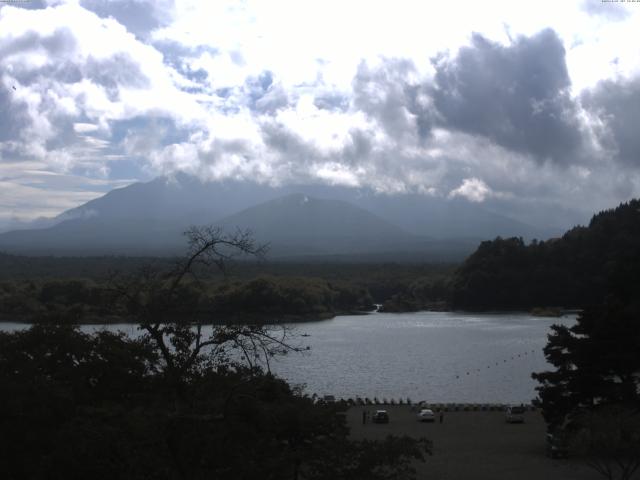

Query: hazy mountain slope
left=52, top=175, right=554, bottom=239
left=0, top=217, right=186, bottom=255
left=349, top=194, right=555, bottom=240
left=58, top=174, right=280, bottom=224
left=215, top=193, right=421, bottom=256
left=0, top=174, right=559, bottom=257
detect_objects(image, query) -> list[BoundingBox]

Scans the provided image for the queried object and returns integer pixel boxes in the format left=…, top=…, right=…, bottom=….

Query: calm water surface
left=1, top=311, right=574, bottom=403
left=270, top=311, right=575, bottom=403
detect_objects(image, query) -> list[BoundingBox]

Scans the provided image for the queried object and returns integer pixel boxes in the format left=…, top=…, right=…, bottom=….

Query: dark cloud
left=152, top=39, right=217, bottom=84
left=342, top=129, right=374, bottom=165
left=114, top=116, right=190, bottom=149
left=261, top=121, right=317, bottom=164
left=431, top=29, right=584, bottom=163
left=215, top=87, right=233, bottom=99
left=0, top=84, right=30, bottom=143
left=581, top=0, right=630, bottom=21
left=0, top=30, right=79, bottom=155
left=198, top=138, right=253, bottom=168
left=80, top=0, right=174, bottom=39
left=582, top=77, right=640, bottom=166
left=0, top=27, right=76, bottom=61
left=0, top=28, right=149, bottom=95
left=1, top=28, right=148, bottom=106
left=1, top=53, right=77, bottom=162
left=0, top=29, right=84, bottom=87
left=0, top=0, right=48, bottom=11
left=404, top=83, right=437, bottom=141
left=85, top=53, right=150, bottom=101
left=352, top=58, right=435, bottom=141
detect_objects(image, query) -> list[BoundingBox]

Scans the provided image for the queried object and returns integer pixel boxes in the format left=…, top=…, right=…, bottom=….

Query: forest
left=450, top=199, right=640, bottom=311
left=0, top=255, right=454, bottom=323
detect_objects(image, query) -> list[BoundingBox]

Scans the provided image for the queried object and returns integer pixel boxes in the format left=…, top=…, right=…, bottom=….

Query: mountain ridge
left=0, top=174, right=558, bottom=258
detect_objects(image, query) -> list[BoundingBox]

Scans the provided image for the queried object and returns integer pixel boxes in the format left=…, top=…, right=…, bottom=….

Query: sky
left=1, top=0, right=640, bottom=229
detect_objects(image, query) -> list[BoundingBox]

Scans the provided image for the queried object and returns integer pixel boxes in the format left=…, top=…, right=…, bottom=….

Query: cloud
left=352, top=58, right=416, bottom=139
left=0, top=161, right=132, bottom=227
left=431, top=29, right=585, bottom=164
left=581, top=77, right=640, bottom=167
left=80, top=0, right=175, bottom=39
left=313, top=91, right=350, bottom=112
left=448, top=178, right=494, bottom=202
left=581, top=0, right=630, bottom=21
left=73, top=123, right=99, bottom=133
left=0, top=2, right=201, bottom=177
left=1, top=0, right=640, bottom=229
left=244, top=71, right=291, bottom=115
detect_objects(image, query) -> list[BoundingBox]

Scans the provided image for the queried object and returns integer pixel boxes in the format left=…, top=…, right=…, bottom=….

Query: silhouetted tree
left=570, top=405, right=640, bottom=480
left=533, top=299, right=640, bottom=480
left=108, top=226, right=305, bottom=394
left=532, top=300, right=640, bottom=430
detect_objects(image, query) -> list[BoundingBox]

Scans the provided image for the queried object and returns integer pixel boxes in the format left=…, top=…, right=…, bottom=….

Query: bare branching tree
left=108, top=226, right=304, bottom=392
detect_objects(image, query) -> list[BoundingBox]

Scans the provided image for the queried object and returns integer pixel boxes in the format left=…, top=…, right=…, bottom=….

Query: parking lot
left=347, top=406, right=606, bottom=480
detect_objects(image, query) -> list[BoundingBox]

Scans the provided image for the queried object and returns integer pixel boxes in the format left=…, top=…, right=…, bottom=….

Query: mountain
left=57, top=174, right=279, bottom=224
left=0, top=174, right=558, bottom=258
left=0, top=216, right=185, bottom=256
left=216, top=193, right=419, bottom=257
left=349, top=193, right=554, bottom=240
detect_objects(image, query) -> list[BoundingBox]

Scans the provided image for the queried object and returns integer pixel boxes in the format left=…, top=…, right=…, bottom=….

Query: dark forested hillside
left=451, top=199, right=640, bottom=310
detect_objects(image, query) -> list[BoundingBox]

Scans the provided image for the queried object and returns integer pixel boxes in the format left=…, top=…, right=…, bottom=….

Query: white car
left=372, top=410, right=389, bottom=424
left=505, top=405, right=526, bottom=423
left=417, top=408, right=435, bottom=422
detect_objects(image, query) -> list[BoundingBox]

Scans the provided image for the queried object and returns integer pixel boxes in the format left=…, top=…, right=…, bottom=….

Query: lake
left=0, top=311, right=574, bottom=403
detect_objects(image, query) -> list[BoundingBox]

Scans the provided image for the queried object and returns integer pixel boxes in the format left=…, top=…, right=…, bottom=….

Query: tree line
left=0, top=275, right=374, bottom=324
left=451, top=199, right=640, bottom=311
left=527, top=200, right=640, bottom=479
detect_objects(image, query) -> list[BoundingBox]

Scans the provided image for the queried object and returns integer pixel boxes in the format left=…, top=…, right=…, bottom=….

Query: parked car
left=372, top=410, right=389, bottom=424
left=505, top=405, right=526, bottom=423
left=417, top=408, right=435, bottom=422
left=546, top=432, right=569, bottom=459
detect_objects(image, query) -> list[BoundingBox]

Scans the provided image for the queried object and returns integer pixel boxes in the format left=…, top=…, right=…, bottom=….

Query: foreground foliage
left=1, top=227, right=431, bottom=479
left=571, top=406, right=640, bottom=480
left=532, top=300, right=640, bottom=430
left=533, top=299, right=640, bottom=480
left=0, top=324, right=430, bottom=479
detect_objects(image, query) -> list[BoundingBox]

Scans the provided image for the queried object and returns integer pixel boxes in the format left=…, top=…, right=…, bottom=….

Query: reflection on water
left=1, top=311, right=574, bottom=403
left=271, top=311, right=574, bottom=403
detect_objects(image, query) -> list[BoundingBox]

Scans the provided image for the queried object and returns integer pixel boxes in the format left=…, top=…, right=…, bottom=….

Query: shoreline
left=0, top=309, right=373, bottom=325
left=0, top=308, right=579, bottom=325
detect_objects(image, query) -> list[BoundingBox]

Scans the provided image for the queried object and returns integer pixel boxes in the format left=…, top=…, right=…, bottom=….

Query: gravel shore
left=347, top=405, right=610, bottom=480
